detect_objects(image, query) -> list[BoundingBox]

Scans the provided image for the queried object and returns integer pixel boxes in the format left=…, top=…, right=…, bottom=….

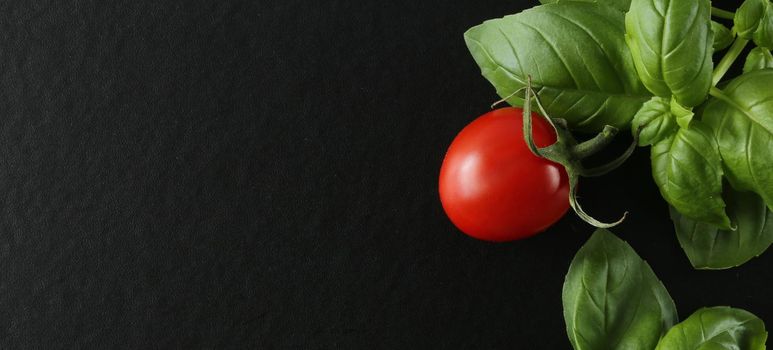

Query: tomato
left=439, top=107, right=570, bottom=242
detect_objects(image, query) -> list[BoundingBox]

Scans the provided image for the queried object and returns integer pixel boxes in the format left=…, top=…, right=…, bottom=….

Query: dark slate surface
left=0, top=0, right=768, bottom=348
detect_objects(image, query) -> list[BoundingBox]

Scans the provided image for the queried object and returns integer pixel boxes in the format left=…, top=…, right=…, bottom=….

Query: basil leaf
left=735, top=0, right=770, bottom=40
left=702, top=70, right=773, bottom=211
left=754, top=4, right=773, bottom=48
left=743, top=47, right=773, bottom=72
left=712, top=21, right=735, bottom=51
left=672, top=189, right=773, bottom=269
left=625, top=0, right=714, bottom=107
left=538, top=0, right=632, bottom=12
left=563, top=229, right=677, bottom=350
left=655, top=307, right=768, bottom=349
left=651, top=122, right=732, bottom=229
left=464, top=2, right=650, bottom=132
left=632, top=97, right=678, bottom=146
left=735, top=0, right=773, bottom=48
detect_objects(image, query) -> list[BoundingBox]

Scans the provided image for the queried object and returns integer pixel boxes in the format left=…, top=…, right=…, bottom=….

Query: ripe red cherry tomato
left=439, top=107, right=570, bottom=242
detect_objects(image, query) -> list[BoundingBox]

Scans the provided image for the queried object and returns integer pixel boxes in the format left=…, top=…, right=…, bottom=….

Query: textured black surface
left=0, top=0, right=769, bottom=348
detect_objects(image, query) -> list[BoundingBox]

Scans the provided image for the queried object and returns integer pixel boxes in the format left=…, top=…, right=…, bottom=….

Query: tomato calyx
left=519, top=76, right=638, bottom=228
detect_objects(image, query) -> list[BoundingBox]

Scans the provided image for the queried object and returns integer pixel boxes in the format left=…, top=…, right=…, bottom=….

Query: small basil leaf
left=538, top=0, right=632, bottom=12
left=632, top=97, right=677, bottom=146
left=655, top=307, right=768, bottom=350
left=712, top=21, right=735, bottom=51
left=754, top=4, right=773, bottom=48
left=743, top=47, right=773, bottom=72
left=672, top=188, right=773, bottom=269
left=464, top=2, right=651, bottom=132
left=670, top=98, right=694, bottom=129
left=563, top=229, right=677, bottom=350
left=735, top=0, right=769, bottom=39
left=702, top=70, right=773, bottom=211
left=625, top=0, right=713, bottom=107
left=651, top=122, right=731, bottom=229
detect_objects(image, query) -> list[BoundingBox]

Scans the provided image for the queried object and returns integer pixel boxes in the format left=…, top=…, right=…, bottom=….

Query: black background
left=0, top=0, right=769, bottom=348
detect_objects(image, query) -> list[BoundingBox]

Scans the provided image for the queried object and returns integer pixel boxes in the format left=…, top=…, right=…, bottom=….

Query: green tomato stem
left=491, top=87, right=525, bottom=109
left=712, top=38, right=749, bottom=86
left=520, top=76, right=628, bottom=229
left=571, top=126, right=618, bottom=160
left=711, top=6, right=736, bottom=20
left=580, top=132, right=639, bottom=178
left=567, top=174, right=627, bottom=228
left=521, top=81, right=546, bottom=158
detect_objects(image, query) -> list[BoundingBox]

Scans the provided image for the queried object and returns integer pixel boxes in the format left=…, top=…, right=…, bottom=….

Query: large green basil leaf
left=563, top=229, right=677, bottom=350
left=672, top=189, right=773, bottom=269
left=538, top=0, right=632, bottom=12
left=651, top=122, right=731, bottom=229
left=702, top=70, right=773, bottom=211
left=464, top=2, right=650, bottom=132
left=655, top=307, right=767, bottom=349
left=631, top=97, right=678, bottom=146
left=743, top=47, right=773, bottom=72
left=712, top=21, right=735, bottom=51
left=625, top=0, right=714, bottom=107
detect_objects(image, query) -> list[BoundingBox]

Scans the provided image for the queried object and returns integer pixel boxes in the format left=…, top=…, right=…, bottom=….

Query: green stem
left=709, top=86, right=740, bottom=109
left=491, top=87, right=525, bottom=109
left=712, top=38, right=749, bottom=86
left=709, top=86, right=726, bottom=100
left=580, top=134, right=638, bottom=177
left=520, top=75, right=629, bottom=229
left=711, top=6, right=736, bottom=20
left=521, top=80, right=545, bottom=158
left=571, top=126, right=618, bottom=160
left=567, top=175, right=627, bottom=228
left=528, top=80, right=560, bottom=133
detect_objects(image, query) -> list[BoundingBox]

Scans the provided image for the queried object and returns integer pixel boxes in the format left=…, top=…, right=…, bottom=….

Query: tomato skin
left=439, top=107, right=570, bottom=242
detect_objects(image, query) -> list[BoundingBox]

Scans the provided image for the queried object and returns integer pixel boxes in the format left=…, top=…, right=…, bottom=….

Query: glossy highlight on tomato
left=439, top=107, right=570, bottom=242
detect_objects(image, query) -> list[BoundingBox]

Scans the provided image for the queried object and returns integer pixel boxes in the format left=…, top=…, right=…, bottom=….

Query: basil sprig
left=466, top=0, right=773, bottom=269
left=564, top=230, right=768, bottom=349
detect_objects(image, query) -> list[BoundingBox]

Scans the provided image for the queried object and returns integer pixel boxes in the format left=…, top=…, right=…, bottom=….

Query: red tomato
left=439, top=107, right=570, bottom=242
